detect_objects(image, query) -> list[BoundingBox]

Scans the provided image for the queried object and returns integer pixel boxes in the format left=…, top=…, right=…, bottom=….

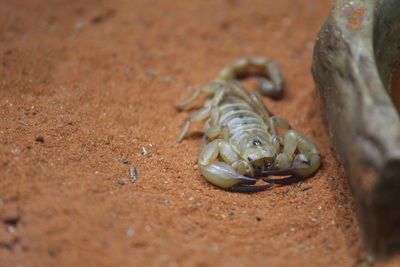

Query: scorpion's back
left=218, top=93, right=272, bottom=154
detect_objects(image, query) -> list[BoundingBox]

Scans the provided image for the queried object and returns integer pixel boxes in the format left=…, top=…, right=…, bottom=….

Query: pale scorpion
left=176, top=56, right=320, bottom=192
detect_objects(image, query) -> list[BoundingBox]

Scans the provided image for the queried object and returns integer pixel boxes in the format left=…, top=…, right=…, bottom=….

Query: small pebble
left=43, top=209, right=53, bottom=218
left=118, top=179, right=127, bottom=185
left=212, top=243, right=219, bottom=252
left=146, top=70, right=157, bottom=77
left=163, top=199, right=170, bottom=203
left=290, top=227, right=296, bottom=232
left=126, top=228, right=135, bottom=237
left=140, top=147, right=148, bottom=156
left=300, top=186, right=312, bottom=192
left=121, top=158, right=129, bottom=164
left=163, top=76, right=171, bottom=84
left=48, top=250, right=56, bottom=257
left=11, top=148, right=21, bottom=154
left=35, top=136, right=45, bottom=143
left=130, top=167, right=137, bottom=183
left=125, top=66, right=134, bottom=74
left=17, top=120, right=28, bottom=126
left=298, top=244, right=307, bottom=250
left=7, top=225, right=15, bottom=233
left=74, top=22, right=86, bottom=33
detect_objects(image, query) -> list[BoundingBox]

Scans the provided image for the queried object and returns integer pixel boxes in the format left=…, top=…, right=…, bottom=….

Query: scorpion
left=176, top=56, right=320, bottom=192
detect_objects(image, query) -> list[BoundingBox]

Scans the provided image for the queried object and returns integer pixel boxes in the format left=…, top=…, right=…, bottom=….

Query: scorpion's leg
left=203, top=85, right=227, bottom=139
left=199, top=139, right=272, bottom=192
left=175, top=87, right=202, bottom=111
left=269, top=116, right=291, bottom=138
left=262, top=130, right=320, bottom=182
left=176, top=106, right=211, bottom=143
left=177, top=84, right=227, bottom=143
left=257, top=115, right=291, bottom=152
left=176, top=82, right=225, bottom=111
left=203, top=106, right=221, bottom=139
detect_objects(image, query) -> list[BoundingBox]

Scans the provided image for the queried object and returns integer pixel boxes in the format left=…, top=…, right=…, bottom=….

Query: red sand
left=2, top=0, right=397, bottom=266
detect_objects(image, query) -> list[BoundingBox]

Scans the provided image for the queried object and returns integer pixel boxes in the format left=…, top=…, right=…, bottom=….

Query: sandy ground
left=2, top=0, right=398, bottom=266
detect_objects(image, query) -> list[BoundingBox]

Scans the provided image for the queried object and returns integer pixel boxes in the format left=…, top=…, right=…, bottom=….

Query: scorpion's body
left=217, top=94, right=276, bottom=174
left=220, top=95, right=269, bottom=145
left=177, top=56, right=320, bottom=192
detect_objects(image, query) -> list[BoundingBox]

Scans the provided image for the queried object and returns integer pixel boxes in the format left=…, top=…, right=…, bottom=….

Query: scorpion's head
left=242, top=140, right=276, bottom=170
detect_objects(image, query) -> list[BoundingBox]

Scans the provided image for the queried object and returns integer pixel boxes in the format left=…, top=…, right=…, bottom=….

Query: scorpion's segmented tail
left=215, top=56, right=284, bottom=99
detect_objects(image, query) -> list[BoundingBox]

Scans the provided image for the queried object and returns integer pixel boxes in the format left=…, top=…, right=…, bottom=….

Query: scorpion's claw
left=262, top=152, right=320, bottom=178
left=200, top=162, right=258, bottom=189
left=262, top=175, right=303, bottom=185
left=259, top=166, right=304, bottom=185
left=229, top=183, right=274, bottom=192
left=200, top=162, right=275, bottom=192
left=291, top=152, right=320, bottom=177
left=258, top=152, right=320, bottom=186
left=260, top=167, right=295, bottom=176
